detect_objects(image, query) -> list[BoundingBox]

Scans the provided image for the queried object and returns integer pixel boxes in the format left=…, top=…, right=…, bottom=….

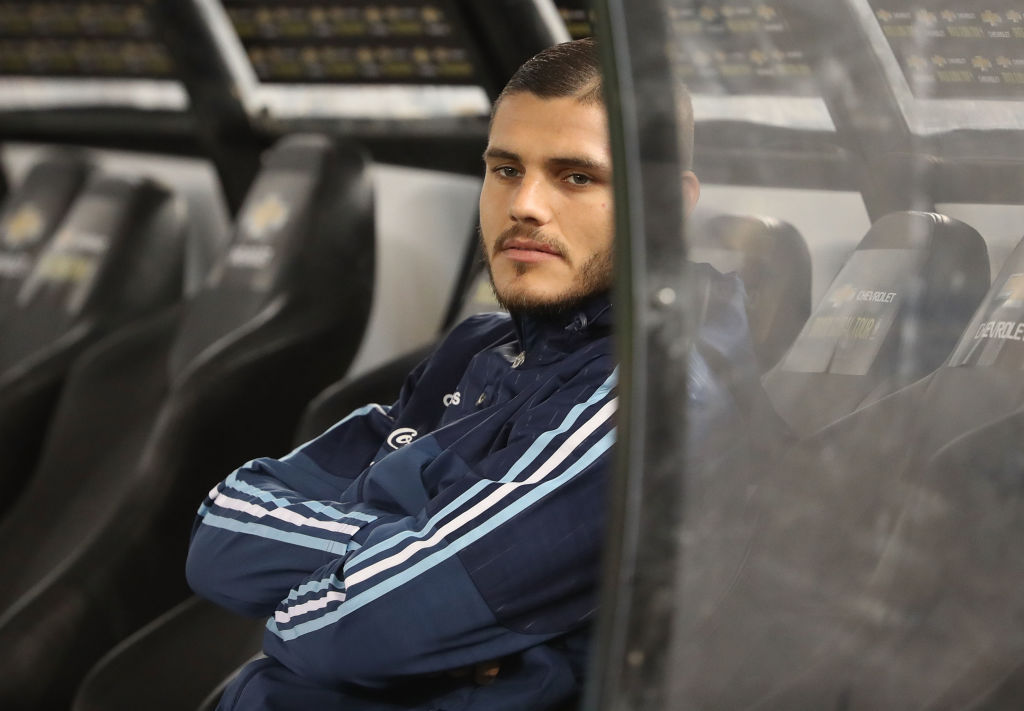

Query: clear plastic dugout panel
left=590, top=1, right=1024, bottom=709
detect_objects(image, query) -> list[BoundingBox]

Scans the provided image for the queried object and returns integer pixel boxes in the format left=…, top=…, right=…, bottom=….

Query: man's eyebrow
left=546, top=156, right=610, bottom=173
left=483, top=148, right=609, bottom=173
left=483, top=147, right=520, bottom=162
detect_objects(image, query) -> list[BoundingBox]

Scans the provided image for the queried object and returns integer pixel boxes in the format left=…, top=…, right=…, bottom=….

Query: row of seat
left=674, top=214, right=1024, bottom=705
left=2, top=136, right=1019, bottom=707
left=0, top=147, right=815, bottom=708
left=66, top=205, right=1021, bottom=710
left=0, top=135, right=380, bottom=708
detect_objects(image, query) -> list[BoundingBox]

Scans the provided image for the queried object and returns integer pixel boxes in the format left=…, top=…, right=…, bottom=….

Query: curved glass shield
left=591, top=0, right=1024, bottom=708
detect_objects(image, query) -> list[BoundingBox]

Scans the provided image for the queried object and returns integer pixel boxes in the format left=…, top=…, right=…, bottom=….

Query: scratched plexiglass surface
left=608, top=0, right=1024, bottom=708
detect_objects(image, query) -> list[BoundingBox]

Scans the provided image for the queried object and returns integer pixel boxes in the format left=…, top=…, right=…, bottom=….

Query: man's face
left=480, top=91, right=614, bottom=314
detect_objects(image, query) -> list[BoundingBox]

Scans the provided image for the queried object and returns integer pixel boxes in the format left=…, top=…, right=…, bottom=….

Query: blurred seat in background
left=0, top=166, right=188, bottom=509
left=72, top=224, right=492, bottom=711
left=689, top=213, right=812, bottom=372
left=0, top=134, right=375, bottom=710
left=678, top=227, right=1024, bottom=709
left=762, top=211, right=990, bottom=437
left=71, top=596, right=266, bottom=711
left=0, top=153, right=92, bottom=319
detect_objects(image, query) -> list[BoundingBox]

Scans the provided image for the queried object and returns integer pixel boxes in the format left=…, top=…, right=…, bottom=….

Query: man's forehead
left=487, top=92, right=610, bottom=161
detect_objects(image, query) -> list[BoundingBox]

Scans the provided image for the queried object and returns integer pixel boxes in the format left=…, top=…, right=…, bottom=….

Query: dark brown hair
left=496, top=37, right=603, bottom=107
left=494, top=38, right=695, bottom=170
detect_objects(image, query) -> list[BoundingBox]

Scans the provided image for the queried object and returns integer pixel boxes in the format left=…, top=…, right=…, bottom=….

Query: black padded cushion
left=877, top=231, right=1024, bottom=452
left=168, top=134, right=370, bottom=382
left=0, top=172, right=186, bottom=503
left=71, top=596, right=264, bottom=711
left=297, top=344, right=432, bottom=443
left=0, top=173, right=186, bottom=376
left=947, top=233, right=1024, bottom=371
left=0, top=155, right=91, bottom=316
left=690, top=214, right=811, bottom=371
left=763, top=211, right=989, bottom=436
left=0, top=135, right=375, bottom=710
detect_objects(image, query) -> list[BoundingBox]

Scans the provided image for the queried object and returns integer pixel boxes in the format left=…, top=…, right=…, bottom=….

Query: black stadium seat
left=671, top=231, right=1024, bottom=708
left=689, top=214, right=812, bottom=372
left=762, top=211, right=990, bottom=437
left=0, top=154, right=92, bottom=317
left=0, top=170, right=187, bottom=506
left=0, top=134, right=375, bottom=710
left=802, top=231, right=1024, bottom=474
left=301, top=242, right=494, bottom=444
left=72, top=596, right=265, bottom=711
left=71, top=217, right=490, bottom=711
left=914, top=232, right=1024, bottom=443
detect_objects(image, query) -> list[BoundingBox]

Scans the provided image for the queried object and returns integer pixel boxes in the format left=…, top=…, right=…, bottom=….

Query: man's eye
left=566, top=173, right=592, bottom=186
left=494, top=166, right=520, bottom=178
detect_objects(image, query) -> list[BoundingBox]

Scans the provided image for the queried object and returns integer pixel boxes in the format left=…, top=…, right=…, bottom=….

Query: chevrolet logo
left=827, top=284, right=858, bottom=309
left=242, top=193, right=289, bottom=240
left=972, top=55, right=993, bottom=71
left=981, top=10, right=1002, bottom=26
left=915, top=10, right=936, bottom=25
left=1, top=204, right=44, bottom=248
left=999, top=273, right=1024, bottom=302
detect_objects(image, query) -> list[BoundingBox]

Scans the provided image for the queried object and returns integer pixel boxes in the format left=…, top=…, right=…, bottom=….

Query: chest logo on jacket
left=386, top=427, right=418, bottom=449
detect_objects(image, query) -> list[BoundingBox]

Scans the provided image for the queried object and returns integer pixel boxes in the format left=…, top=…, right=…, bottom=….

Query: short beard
left=480, top=227, right=613, bottom=321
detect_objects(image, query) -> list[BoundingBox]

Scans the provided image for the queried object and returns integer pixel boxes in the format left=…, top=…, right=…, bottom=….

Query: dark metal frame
left=0, top=0, right=571, bottom=207
left=585, top=0, right=692, bottom=708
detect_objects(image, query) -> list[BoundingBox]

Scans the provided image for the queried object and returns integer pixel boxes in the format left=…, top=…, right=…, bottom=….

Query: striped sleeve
left=262, top=367, right=617, bottom=687
left=186, top=402, right=401, bottom=617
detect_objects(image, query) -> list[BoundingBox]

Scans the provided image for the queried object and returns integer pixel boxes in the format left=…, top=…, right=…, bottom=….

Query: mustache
left=491, top=225, right=568, bottom=259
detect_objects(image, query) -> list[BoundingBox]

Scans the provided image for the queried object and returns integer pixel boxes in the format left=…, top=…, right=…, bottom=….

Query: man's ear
left=682, top=170, right=701, bottom=217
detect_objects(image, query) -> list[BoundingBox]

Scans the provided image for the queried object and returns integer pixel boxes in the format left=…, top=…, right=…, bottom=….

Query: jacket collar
left=509, top=291, right=612, bottom=365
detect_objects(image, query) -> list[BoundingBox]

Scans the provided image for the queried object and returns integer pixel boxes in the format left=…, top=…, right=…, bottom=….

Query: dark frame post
left=585, top=0, right=693, bottom=708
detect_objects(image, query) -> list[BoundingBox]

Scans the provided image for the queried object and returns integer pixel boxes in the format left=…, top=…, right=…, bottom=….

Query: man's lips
left=499, top=238, right=564, bottom=263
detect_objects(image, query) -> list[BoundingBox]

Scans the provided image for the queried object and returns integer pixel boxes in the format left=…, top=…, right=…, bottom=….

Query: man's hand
left=447, top=659, right=501, bottom=685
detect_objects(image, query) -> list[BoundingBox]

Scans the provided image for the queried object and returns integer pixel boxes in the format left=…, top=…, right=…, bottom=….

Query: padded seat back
left=299, top=242, right=489, bottom=442
left=763, top=211, right=989, bottom=436
left=168, top=134, right=371, bottom=381
left=729, top=248, right=1024, bottom=708
left=453, top=261, right=502, bottom=321
left=947, top=235, right=1024, bottom=372
left=690, top=214, right=811, bottom=371
left=0, top=156, right=91, bottom=317
left=0, top=173, right=186, bottom=377
left=0, top=171, right=187, bottom=498
left=0, top=135, right=376, bottom=710
left=890, top=232, right=1024, bottom=451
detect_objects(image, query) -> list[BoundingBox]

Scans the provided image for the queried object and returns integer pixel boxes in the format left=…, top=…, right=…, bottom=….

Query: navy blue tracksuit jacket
left=187, top=268, right=760, bottom=710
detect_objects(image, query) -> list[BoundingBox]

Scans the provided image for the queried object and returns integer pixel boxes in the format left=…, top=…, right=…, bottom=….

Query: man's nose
left=509, top=177, right=552, bottom=225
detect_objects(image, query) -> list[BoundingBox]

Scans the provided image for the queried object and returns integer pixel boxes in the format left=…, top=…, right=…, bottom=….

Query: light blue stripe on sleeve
left=225, top=471, right=376, bottom=523
left=283, top=574, right=345, bottom=604
left=200, top=513, right=351, bottom=555
left=342, top=368, right=618, bottom=571
left=267, top=428, right=615, bottom=641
